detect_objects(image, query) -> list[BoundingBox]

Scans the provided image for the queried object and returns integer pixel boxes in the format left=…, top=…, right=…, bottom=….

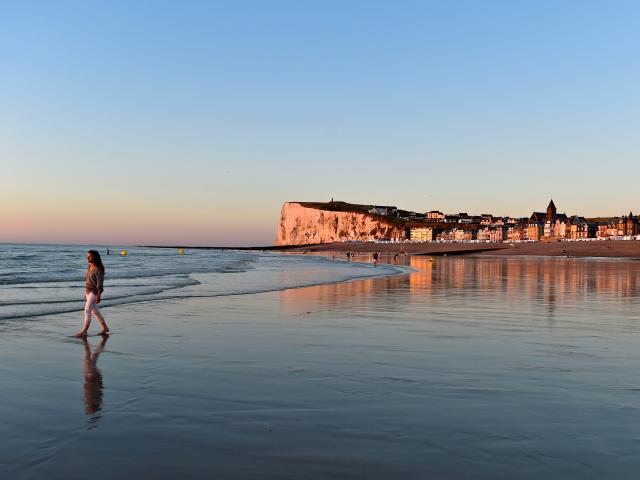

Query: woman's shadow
left=80, top=335, right=108, bottom=428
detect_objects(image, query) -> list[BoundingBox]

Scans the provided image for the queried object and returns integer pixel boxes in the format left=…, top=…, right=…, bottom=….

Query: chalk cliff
left=276, top=202, right=404, bottom=246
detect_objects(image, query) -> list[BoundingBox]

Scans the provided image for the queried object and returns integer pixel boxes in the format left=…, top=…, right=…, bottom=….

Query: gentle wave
left=0, top=245, right=409, bottom=323
left=0, top=263, right=407, bottom=322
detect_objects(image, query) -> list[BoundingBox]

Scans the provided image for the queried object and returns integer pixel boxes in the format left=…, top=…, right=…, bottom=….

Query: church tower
left=546, top=199, right=557, bottom=222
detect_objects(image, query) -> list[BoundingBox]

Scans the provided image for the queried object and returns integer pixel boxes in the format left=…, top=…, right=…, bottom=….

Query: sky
left=1, top=0, right=639, bottom=246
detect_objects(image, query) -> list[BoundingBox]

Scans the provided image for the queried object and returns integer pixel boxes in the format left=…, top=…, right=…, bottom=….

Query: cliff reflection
left=81, top=336, right=108, bottom=428
left=280, top=256, right=640, bottom=319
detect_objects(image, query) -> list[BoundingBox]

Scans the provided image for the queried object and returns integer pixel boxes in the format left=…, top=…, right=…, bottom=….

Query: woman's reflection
left=81, top=335, right=107, bottom=426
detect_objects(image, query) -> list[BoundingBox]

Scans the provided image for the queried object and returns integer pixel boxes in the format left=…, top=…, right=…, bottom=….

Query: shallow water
left=2, top=255, right=640, bottom=479
left=0, top=244, right=402, bottom=322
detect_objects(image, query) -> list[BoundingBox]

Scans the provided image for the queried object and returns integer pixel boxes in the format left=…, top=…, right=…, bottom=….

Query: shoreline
left=143, top=242, right=508, bottom=256
left=144, top=240, right=640, bottom=258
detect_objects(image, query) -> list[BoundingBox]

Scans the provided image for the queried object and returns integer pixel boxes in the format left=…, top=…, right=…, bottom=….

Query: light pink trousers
left=84, top=292, right=106, bottom=330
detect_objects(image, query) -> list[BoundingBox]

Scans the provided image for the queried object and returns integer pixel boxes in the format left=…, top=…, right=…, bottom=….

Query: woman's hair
left=88, top=250, right=105, bottom=273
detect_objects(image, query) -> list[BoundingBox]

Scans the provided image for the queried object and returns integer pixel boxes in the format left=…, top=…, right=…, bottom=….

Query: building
left=568, top=216, right=593, bottom=239
left=458, top=213, right=472, bottom=224
left=480, top=215, right=493, bottom=226
left=617, top=212, right=639, bottom=236
left=507, top=224, right=527, bottom=241
left=527, top=212, right=546, bottom=241
left=390, top=229, right=407, bottom=242
left=597, top=221, right=619, bottom=238
left=526, top=199, right=570, bottom=240
left=410, top=227, right=434, bottom=242
left=368, top=205, right=398, bottom=216
left=544, top=213, right=569, bottom=239
left=426, top=210, right=444, bottom=221
left=452, top=228, right=477, bottom=241
left=546, top=199, right=557, bottom=222
left=477, top=226, right=507, bottom=242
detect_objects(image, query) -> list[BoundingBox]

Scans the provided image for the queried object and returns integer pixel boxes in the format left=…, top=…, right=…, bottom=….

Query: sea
left=3, top=245, right=640, bottom=478
left=0, top=243, right=404, bottom=323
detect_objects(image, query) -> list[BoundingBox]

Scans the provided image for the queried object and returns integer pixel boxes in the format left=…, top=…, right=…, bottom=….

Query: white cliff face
left=276, top=202, right=402, bottom=245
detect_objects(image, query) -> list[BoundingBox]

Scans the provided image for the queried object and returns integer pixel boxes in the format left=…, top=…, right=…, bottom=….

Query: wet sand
left=478, top=240, right=640, bottom=258
left=285, top=241, right=508, bottom=255
left=3, top=256, right=640, bottom=479
left=282, top=240, right=640, bottom=258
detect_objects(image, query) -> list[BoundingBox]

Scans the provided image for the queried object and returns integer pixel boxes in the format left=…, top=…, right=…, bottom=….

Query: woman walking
left=76, top=250, right=109, bottom=337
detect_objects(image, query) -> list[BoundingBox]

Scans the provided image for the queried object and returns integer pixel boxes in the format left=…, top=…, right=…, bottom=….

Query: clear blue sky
left=1, top=1, right=639, bottom=245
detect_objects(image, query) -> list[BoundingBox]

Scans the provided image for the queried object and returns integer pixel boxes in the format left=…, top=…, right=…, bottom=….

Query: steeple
left=546, top=198, right=557, bottom=222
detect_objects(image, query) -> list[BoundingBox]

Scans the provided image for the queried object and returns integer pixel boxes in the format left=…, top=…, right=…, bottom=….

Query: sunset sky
left=2, top=1, right=639, bottom=246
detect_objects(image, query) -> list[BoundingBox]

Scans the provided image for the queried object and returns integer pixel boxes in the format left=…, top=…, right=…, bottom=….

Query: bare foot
left=74, top=331, right=88, bottom=337
left=98, top=329, right=110, bottom=336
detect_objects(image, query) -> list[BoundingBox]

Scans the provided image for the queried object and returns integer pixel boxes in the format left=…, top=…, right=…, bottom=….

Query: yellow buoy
left=120, top=250, right=128, bottom=256
left=178, top=248, right=185, bottom=255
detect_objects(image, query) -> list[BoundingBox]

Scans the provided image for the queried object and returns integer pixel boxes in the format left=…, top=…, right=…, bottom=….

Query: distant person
left=106, top=248, right=110, bottom=255
left=346, top=252, right=351, bottom=261
left=373, top=251, right=379, bottom=266
left=76, top=250, right=109, bottom=337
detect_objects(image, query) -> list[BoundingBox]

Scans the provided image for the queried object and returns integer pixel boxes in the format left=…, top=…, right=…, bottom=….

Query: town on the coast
left=376, top=199, right=639, bottom=242
left=276, top=200, right=640, bottom=246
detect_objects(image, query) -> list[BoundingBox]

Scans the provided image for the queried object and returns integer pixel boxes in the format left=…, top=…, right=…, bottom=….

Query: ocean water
left=4, top=250, right=640, bottom=478
left=0, top=244, right=404, bottom=323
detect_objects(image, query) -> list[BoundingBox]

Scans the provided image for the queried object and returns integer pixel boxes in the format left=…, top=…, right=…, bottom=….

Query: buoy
left=120, top=250, right=128, bottom=256
left=178, top=248, right=185, bottom=255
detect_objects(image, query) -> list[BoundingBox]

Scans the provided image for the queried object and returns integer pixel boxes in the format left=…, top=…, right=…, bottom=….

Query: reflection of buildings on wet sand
left=280, top=257, right=640, bottom=318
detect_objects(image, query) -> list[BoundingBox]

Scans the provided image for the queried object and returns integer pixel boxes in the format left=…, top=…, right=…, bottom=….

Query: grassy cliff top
left=296, top=201, right=374, bottom=214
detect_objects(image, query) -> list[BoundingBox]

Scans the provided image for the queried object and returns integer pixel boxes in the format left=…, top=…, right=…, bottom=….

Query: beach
left=3, top=252, right=640, bottom=479
left=281, top=240, right=640, bottom=258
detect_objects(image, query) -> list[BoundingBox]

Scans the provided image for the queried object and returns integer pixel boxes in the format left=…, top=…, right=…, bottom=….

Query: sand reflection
left=280, top=256, right=640, bottom=319
left=80, top=336, right=108, bottom=427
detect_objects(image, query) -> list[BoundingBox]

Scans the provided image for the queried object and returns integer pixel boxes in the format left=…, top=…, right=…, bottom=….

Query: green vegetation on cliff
left=297, top=201, right=373, bottom=214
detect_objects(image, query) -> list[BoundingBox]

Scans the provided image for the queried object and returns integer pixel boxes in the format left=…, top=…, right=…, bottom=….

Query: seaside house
left=527, top=212, right=546, bottom=241
left=568, top=216, right=591, bottom=239
left=493, top=226, right=507, bottom=242
left=458, top=213, right=472, bottom=224
left=545, top=214, right=570, bottom=239
left=410, top=227, right=435, bottom=242
left=390, top=229, right=407, bottom=242
left=437, top=229, right=454, bottom=241
left=453, top=228, right=477, bottom=241
left=478, top=226, right=507, bottom=242
left=507, top=225, right=526, bottom=241
left=596, top=223, right=609, bottom=238
left=368, top=205, right=398, bottom=216
left=617, top=212, right=639, bottom=236
left=426, top=210, right=445, bottom=221
left=444, top=214, right=460, bottom=224
left=597, top=221, right=619, bottom=238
